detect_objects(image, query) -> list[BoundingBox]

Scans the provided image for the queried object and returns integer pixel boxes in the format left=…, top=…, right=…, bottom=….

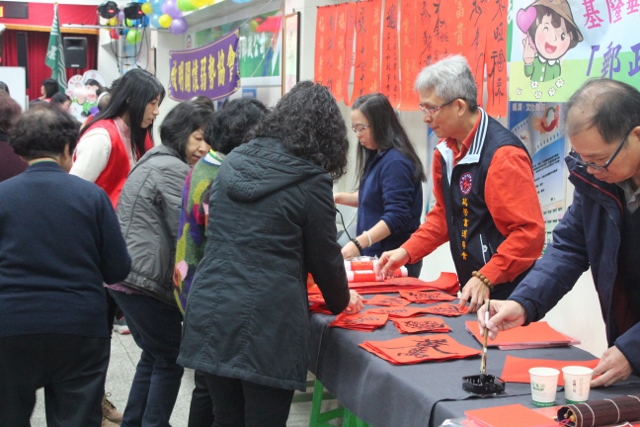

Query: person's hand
left=458, top=276, right=490, bottom=313
left=377, top=248, right=410, bottom=279
left=477, top=300, right=526, bottom=340
left=341, top=241, right=360, bottom=260
left=344, top=290, right=364, bottom=314
left=591, top=346, right=633, bottom=387
left=522, top=36, right=535, bottom=65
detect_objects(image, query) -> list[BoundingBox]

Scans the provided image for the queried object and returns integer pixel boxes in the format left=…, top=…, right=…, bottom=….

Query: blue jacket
left=510, top=156, right=640, bottom=374
left=357, top=148, right=423, bottom=256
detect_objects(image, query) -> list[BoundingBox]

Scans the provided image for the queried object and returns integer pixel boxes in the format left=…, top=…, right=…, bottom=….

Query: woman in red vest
left=70, top=69, right=165, bottom=209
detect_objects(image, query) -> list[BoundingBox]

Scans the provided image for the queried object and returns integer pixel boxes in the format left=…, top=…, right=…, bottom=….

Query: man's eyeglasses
left=569, top=131, right=631, bottom=172
left=351, top=124, right=370, bottom=134
left=418, top=98, right=457, bottom=116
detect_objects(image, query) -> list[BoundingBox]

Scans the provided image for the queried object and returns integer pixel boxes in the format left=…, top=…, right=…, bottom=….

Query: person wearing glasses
left=334, top=93, right=426, bottom=277
left=378, top=55, right=545, bottom=312
left=479, top=78, right=640, bottom=387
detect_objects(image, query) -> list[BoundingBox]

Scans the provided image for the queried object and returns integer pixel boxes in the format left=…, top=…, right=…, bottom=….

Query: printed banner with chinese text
left=509, top=0, right=640, bottom=102
left=169, top=31, right=240, bottom=102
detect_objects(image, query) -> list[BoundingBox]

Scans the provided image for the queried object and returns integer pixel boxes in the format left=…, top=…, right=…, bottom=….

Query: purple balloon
left=170, top=17, right=188, bottom=34
left=118, top=9, right=125, bottom=23
left=164, top=0, right=183, bottom=18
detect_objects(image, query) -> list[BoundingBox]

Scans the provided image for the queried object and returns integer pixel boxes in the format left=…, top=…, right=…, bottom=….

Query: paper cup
left=563, top=366, right=593, bottom=404
left=529, top=367, right=559, bottom=407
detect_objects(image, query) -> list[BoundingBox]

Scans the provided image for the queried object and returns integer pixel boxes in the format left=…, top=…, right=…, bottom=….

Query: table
left=308, top=296, right=640, bottom=427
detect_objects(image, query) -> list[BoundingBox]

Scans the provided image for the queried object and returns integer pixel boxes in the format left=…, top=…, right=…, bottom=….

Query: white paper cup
left=563, top=366, right=593, bottom=404
left=529, top=367, right=560, bottom=407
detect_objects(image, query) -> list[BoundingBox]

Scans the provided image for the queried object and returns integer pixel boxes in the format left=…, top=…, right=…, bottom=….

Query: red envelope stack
left=329, top=312, right=389, bottom=332
left=392, top=316, right=451, bottom=334
left=360, top=335, right=481, bottom=365
left=398, top=290, right=457, bottom=303
left=307, top=272, right=460, bottom=295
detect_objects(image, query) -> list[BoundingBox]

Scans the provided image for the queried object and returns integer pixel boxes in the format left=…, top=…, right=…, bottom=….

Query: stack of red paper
left=464, top=403, right=560, bottom=427
left=368, top=306, right=433, bottom=318
left=465, top=320, right=580, bottom=350
left=329, top=312, right=389, bottom=331
left=500, top=355, right=599, bottom=385
left=308, top=294, right=332, bottom=314
left=365, top=295, right=411, bottom=307
left=398, top=290, right=456, bottom=303
left=392, top=316, right=451, bottom=334
left=359, top=335, right=480, bottom=365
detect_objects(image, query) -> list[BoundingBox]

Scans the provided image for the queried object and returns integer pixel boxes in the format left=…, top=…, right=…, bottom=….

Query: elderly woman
left=178, top=82, right=364, bottom=426
left=0, top=104, right=131, bottom=426
left=108, top=100, right=213, bottom=427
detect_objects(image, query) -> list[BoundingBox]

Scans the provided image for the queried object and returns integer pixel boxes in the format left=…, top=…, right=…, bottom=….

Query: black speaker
left=16, top=32, right=28, bottom=87
left=63, top=37, right=87, bottom=69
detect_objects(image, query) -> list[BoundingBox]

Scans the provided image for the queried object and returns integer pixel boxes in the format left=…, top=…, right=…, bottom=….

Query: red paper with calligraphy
left=483, top=0, right=508, bottom=116
left=398, top=0, right=418, bottom=111
left=422, top=303, right=468, bottom=317
left=314, top=6, right=335, bottom=87
left=331, top=3, right=348, bottom=103
left=399, top=290, right=456, bottom=303
left=367, top=306, right=432, bottom=318
left=381, top=0, right=400, bottom=106
left=365, top=295, right=411, bottom=307
left=351, top=0, right=382, bottom=104
left=341, top=2, right=357, bottom=106
left=360, top=335, right=481, bottom=365
left=392, top=316, right=451, bottom=334
left=330, top=312, right=389, bottom=332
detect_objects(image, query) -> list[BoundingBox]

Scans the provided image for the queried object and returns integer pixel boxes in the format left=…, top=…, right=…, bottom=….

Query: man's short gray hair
left=414, top=55, right=478, bottom=112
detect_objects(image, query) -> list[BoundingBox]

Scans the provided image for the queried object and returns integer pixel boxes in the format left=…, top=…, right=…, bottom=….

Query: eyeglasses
left=418, top=98, right=457, bottom=116
left=569, top=131, right=631, bottom=172
left=351, top=124, right=370, bottom=134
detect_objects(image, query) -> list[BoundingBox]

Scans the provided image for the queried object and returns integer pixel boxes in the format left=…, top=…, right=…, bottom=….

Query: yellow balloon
left=158, top=14, right=172, bottom=28
left=109, top=17, right=118, bottom=26
left=191, top=0, right=207, bottom=8
left=141, top=3, right=153, bottom=15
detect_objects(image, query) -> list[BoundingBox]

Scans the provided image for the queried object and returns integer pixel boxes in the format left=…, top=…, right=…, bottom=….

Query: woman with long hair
left=70, top=69, right=165, bottom=208
left=178, top=82, right=364, bottom=426
left=108, top=100, right=213, bottom=427
left=334, top=93, right=426, bottom=277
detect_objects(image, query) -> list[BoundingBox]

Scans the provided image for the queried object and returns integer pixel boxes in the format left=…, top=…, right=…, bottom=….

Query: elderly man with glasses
left=479, top=78, right=640, bottom=388
left=379, top=55, right=545, bottom=313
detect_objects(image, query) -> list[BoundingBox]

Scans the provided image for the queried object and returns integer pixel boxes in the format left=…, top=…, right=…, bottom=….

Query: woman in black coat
left=178, top=82, right=364, bottom=426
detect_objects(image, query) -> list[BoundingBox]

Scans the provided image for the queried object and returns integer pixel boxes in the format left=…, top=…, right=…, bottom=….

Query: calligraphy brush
left=480, top=299, right=490, bottom=377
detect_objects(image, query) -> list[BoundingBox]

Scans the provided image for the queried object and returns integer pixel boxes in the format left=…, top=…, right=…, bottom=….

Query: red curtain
left=1, top=30, right=98, bottom=101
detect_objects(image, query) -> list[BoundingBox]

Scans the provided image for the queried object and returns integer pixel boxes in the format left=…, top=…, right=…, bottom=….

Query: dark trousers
left=204, top=374, right=295, bottom=427
left=0, top=334, right=109, bottom=427
left=188, top=371, right=215, bottom=427
left=109, top=290, right=184, bottom=427
left=406, top=259, right=423, bottom=278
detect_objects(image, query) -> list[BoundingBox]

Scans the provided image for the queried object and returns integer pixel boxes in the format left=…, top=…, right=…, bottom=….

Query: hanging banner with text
left=509, top=0, right=640, bottom=102
left=168, top=30, right=240, bottom=102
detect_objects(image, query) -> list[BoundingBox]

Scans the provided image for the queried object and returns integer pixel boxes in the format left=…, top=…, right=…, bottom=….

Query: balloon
left=177, top=0, right=196, bottom=11
left=170, top=17, right=188, bottom=34
left=141, top=3, right=153, bottom=15
left=149, top=13, right=161, bottom=28
left=151, top=0, right=163, bottom=8
left=158, top=13, right=173, bottom=28
left=126, top=29, right=142, bottom=44
left=108, top=17, right=118, bottom=26
left=190, top=0, right=208, bottom=8
left=118, top=9, right=125, bottom=23
left=125, top=18, right=134, bottom=27
left=110, top=28, right=119, bottom=40
left=164, top=0, right=183, bottom=18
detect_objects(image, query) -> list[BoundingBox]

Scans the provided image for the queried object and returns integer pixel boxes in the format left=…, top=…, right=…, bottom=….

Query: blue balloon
left=141, top=15, right=149, bottom=27
left=149, top=12, right=161, bottom=28
left=151, top=0, right=163, bottom=7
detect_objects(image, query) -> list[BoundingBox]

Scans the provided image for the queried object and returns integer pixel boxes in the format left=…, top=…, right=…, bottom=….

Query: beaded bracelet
left=471, top=271, right=494, bottom=290
left=351, top=238, right=364, bottom=254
